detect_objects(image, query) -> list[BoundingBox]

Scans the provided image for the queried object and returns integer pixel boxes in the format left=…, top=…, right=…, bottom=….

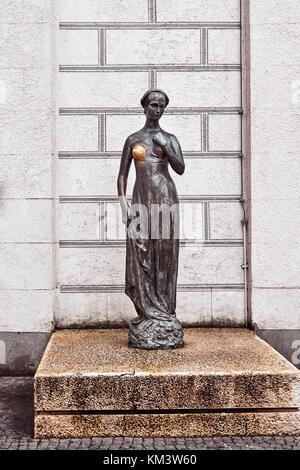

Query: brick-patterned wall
left=56, top=0, right=245, bottom=327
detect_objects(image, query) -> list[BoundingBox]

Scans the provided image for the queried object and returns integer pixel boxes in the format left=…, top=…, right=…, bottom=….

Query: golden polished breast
left=132, top=144, right=146, bottom=160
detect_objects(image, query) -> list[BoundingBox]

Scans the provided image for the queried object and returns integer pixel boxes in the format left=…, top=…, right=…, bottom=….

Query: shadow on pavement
left=0, top=377, right=34, bottom=439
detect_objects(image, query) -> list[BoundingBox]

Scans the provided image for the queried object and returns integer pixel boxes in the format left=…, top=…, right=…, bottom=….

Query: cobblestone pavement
left=0, top=377, right=299, bottom=451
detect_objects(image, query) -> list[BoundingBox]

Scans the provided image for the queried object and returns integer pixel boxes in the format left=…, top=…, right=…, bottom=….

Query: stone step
left=34, top=328, right=300, bottom=438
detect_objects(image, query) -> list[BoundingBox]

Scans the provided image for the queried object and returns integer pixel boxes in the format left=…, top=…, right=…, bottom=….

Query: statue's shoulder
left=126, top=130, right=144, bottom=146
left=161, top=130, right=178, bottom=144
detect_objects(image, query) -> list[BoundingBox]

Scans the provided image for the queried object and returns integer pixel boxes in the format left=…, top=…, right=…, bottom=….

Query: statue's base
left=128, top=317, right=184, bottom=349
left=34, top=328, right=300, bottom=438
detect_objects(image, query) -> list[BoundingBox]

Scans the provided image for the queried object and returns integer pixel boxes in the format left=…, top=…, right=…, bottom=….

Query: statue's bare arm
left=153, top=133, right=185, bottom=175
left=117, top=137, right=132, bottom=224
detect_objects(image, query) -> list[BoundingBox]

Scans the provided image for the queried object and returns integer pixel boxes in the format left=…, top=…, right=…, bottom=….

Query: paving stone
left=91, top=437, right=103, bottom=444
left=57, top=439, right=70, bottom=450
left=37, top=439, right=49, bottom=449
left=68, top=439, right=81, bottom=450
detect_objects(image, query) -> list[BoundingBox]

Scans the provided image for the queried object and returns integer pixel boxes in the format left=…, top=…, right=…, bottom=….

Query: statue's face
left=144, top=92, right=166, bottom=121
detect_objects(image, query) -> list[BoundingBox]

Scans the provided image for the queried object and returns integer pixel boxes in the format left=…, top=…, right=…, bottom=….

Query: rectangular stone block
left=60, top=247, right=125, bottom=285
left=0, top=199, right=52, bottom=242
left=176, top=291, right=212, bottom=325
left=59, top=245, right=243, bottom=286
left=0, top=244, right=53, bottom=289
left=209, top=202, right=243, bottom=240
left=56, top=0, right=148, bottom=23
left=34, top=329, right=300, bottom=412
left=157, top=71, right=241, bottom=108
left=172, top=158, right=241, bottom=196
left=208, top=29, right=240, bottom=65
left=58, top=30, right=99, bottom=65
left=58, top=72, right=149, bottom=108
left=252, top=288, right=300, bottom=330
left=211, top=290, right=245, bottom=326
left=56, top=293, right=108, bottom=328
left=59, top=157, right=241, bottom=197
left=161, top=115, right=202, bottom=152
left=58, top=291, right=136, bottom=328
left=178, top=246, right=243, bottom=285
left=208, top=114, right=241, bottom=152
left=57, top=115, right=99, bottom=152
left=0, top=153, right=52, bottom=199
left=59, top=203, right=99, bottom=241
left=106, top=30, right=201, bottom=65
left=35, top=410, right=300, bottom=438
left=106, top=114, right=201, bottom=152
left=0, top=290, right=53, bottom=332
left=156, top=0, right=240, bottom=22
left=59, top=158, right=133, bottom=197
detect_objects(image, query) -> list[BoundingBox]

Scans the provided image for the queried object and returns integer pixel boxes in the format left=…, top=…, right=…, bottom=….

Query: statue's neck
left=144, top=118, right=161, bottom=131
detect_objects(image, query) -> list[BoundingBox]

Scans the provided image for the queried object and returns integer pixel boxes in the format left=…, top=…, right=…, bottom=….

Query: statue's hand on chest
left=152, top=132, right=168, bottom=149
left=152, top=132, right=169, bottom=159
left=132, top=133, right=168, bottom=161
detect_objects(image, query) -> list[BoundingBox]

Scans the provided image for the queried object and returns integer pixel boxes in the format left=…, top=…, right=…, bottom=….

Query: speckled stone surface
left=35, top=411, right=300, bottom=439
left=35, top=328, right=300, bottom=413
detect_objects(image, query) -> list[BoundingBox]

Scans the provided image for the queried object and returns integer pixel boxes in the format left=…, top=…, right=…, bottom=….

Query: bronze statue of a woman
left=117, top=89, right=185, bottom=349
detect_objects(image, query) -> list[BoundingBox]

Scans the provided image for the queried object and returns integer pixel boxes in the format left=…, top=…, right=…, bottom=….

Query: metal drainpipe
left=240, top=0, right=251, bottom=328
left=241, top=198, right=249, bottom=327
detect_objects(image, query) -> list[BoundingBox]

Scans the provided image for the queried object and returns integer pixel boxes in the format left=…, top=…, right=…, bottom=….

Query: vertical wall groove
left=148, top=0, right=157, bottom=23
left=201, top=28, right=208, bottom=65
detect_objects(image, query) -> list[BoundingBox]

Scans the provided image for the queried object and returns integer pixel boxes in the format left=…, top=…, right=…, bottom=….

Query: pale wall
left=0, top=0, right=55, bottom=335
left=250, top=0, right=300, bottom=330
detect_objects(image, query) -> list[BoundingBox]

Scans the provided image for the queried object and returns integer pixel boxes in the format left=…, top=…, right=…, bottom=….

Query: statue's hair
left=140, top=89, right=169, bottom=108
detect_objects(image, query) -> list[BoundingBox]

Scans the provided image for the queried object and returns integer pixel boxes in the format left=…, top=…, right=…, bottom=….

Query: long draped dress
left=125, top=145, right=179, bottom=324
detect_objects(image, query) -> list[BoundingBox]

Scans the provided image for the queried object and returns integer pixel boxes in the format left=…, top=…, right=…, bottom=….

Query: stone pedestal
left=34, top=328, right=300, bottom=438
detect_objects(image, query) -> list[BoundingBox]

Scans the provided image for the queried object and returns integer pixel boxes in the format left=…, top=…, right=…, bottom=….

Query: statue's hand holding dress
left=117, top=89, right=185, bottom=350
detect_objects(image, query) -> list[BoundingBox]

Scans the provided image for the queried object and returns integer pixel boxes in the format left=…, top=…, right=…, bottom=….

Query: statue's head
left=140, top=89, right=169, bottom=121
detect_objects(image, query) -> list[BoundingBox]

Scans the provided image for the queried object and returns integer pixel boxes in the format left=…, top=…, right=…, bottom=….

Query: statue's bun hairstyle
left=140, top=89, right=169, bottom=108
